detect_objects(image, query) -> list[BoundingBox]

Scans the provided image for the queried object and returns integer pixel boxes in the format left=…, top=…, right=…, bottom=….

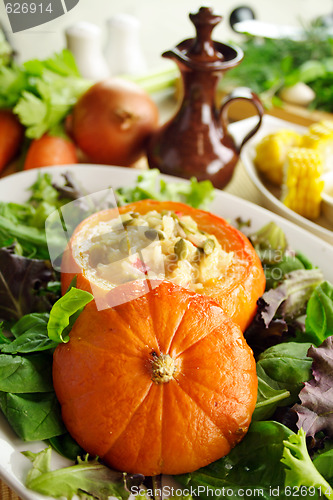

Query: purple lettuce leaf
left=294, top=336, right=333, bottom=437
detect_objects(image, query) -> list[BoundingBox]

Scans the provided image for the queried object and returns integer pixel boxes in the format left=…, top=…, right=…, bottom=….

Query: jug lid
left=163, top=6, right=243, bottom=71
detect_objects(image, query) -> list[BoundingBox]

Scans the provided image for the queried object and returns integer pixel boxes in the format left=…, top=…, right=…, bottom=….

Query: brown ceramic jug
left=147, top=6, right=264, bottom=189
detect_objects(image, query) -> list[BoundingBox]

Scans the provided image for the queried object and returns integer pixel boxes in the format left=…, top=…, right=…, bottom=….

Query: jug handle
left=220, top=87, right=264, bottom=153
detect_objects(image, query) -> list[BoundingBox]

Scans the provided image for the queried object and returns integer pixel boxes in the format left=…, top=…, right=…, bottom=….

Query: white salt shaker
left=65, top=22, right=110, bottom=81
left=104, top=13, right=147, bottom=76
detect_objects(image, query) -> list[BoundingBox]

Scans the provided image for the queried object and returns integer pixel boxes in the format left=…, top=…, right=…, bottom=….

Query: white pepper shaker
left=65, top=22, right=110, bottom=81
left=104, top=13, right=147, bottom=76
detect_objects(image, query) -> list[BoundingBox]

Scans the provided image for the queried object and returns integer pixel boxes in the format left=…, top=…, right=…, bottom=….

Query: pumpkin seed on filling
left=86, top=210, right=234, bottom=290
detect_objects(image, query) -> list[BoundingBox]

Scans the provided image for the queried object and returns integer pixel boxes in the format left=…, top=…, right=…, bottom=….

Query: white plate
left=239, top=115, right=333, bottom=245
left=1, top=164, right=333, bottom=500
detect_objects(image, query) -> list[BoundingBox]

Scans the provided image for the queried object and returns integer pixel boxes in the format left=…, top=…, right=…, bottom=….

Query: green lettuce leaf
left=23, top=447, right=144, bottom=500
left=116, top=169, right=215, bottom=210
left=281, top=429, right=333, bottom=499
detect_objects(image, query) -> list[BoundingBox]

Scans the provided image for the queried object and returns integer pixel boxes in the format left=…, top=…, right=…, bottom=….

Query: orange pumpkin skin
left=53, top=281, right=257, bottom=476
left=61, top=200, right=265, bottom=331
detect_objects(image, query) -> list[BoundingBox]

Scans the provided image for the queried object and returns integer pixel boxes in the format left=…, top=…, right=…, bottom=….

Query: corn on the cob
left=302, top=120, right=333, bottom=171
left=282, top=147, right=324, bottom=219
left=254, top=130, right=302, bottom=186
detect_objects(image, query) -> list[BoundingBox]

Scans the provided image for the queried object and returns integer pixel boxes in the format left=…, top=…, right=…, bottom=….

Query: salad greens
left=282, top=429, right=333, bottom=499
left=115, top=168, right=215, bottom=210
left=177, top=421, right=294, bottom=500
left=23, top=447, right=144, bottom=500
left=1, top=171, right=333, bottom=499
left=294, top=337, right=333, bottom=438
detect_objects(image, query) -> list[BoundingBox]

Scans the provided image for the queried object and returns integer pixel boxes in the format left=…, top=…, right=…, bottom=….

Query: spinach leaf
left=11, top=312, right=49, bottom=338
left=314, top=448, right=333, bottom=483
left=0, top=391, right=65, bottom=441
left=47, top=287, right=93, bottom=343
left=254, top=376, right=290, bottom=421
left=0, top=353, right=53, bottom=393
left=23, top=447, right=144, bottom=500
left=177, top=421, right=293, bottom=500
left=0, top=246, right=59, bottom=321
left=253, top=342, right=312, bottom=421
left=305, top=282, right=333, bottom=346
left=48, top=433, right=85, bottom=461
left=257, top=342, right=313, bottom=403
left=0, top=326, right=57, bottom=354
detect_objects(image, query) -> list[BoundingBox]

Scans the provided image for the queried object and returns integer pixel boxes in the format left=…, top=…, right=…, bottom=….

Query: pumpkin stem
left=151, top=353, right=176, bottom=384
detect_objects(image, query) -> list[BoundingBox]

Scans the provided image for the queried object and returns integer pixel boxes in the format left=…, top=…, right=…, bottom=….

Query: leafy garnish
left=0, top=391, right=65, bottom=441
left=221, top=28, right=333, bottom=112
left=305, top=281, right=333, bottom=346
left=254, top=342, right=312, bottom=421
left=313, top=446, right=333, bottom=483
left=116, top=169, right=215, bottom=210
left=0, top=49, right=91, bottom=138
left=0, top=245, right=59, bottom=321
left=23, top=447, right=144, bottom=500
left=47, top=287, right=93, bottom=343
left=261, top=269, right=324, bottom=325
left=0, top=173, right=75, bottom=260
left=245, top=269, right=323, bottom=355
left=0, top=353, right=53, bottom=393
left=250, top=221, right=288, bottom=265
left=281, top=429, right=333, bottom=499
left=293, top=337, right=333, bottom=438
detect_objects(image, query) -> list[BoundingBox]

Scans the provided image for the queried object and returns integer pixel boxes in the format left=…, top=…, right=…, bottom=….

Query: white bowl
left=322, top=171, right=333, bottom=224
left=239, top=115, right=333, bottom=245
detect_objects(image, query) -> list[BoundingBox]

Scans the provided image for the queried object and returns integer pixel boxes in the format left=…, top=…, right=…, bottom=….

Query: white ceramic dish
left=1, top=164, right=333, bottom=500
left=322, top=171, right=333, bottom=224
left=238, top=115, right=333, bottom=245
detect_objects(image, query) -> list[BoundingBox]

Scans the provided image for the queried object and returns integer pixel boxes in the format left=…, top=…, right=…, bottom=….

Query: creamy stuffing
left=81, top=210, right=234, bottom=292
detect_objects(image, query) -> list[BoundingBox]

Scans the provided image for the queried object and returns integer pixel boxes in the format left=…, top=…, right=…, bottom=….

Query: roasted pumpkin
left=61, top=200, right=265, bottom=331
left=53, top=281, right=257, bottom=476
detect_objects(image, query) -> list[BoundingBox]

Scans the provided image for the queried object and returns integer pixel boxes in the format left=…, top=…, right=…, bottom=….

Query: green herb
left=222, top=27, right=333, bottom=111
left=0, top=172, right=73, bottom=259
left=47, top=287, right=93, bottom=344
left=304, top=281, right=333, bottom=346
left=0, top=49, right=91, bottom=138
left=23, top=447, right=144, bottom=500
left=116, top=169, right=215, bottom=210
